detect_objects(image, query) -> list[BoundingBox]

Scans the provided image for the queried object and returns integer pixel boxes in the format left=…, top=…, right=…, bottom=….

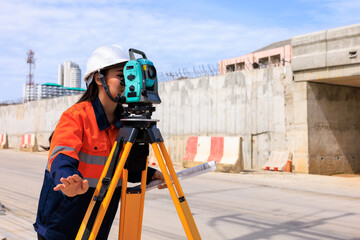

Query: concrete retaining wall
left=153, top=66, right=291, bottom=170
left=0, top=67, right=293, bottom=172
left=1, top=65, right=358, bottom=174
left=0, top=95, right=81, bottom=149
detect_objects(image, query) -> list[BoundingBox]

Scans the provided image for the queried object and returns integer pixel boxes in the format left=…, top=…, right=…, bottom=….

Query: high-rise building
left=60, top=61, right=81, bottom=88
left=58, top=64, right=64, bottom=86
left=69, top=66, right=81, bottom=88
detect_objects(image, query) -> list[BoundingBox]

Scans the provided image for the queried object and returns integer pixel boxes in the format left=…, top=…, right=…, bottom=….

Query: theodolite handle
left=129, top=48, right=148, bottom=60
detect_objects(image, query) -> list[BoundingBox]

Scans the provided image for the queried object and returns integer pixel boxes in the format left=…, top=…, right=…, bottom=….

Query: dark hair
left=77, top=79, right=99, bottom=103
left=42, top=73, right=104, bottom=151
left=77, top=69, right=109, bottom=103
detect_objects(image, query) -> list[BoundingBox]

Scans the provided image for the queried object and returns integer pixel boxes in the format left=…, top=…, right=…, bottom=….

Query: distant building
left=23, top=60, right=83, bottom=102
left=23, top=83, right=85, bottom=102
left=38, top=83, right=85, bottom=99
left=23, top=84, right=37, bottom=102
left=57, top=64, right=64, bottom=86
left=68, top=66, right=81, bottom=88
left=59, top=61, right=81, bottom=88
left=218, top=39, right=292, bottom=74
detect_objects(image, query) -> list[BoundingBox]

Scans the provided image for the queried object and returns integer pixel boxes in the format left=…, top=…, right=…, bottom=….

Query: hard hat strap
left=98, top=70, right=126, bottom=104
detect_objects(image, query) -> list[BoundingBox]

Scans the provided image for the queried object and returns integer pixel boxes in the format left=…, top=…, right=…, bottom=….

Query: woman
left=33, top=45, right=166, bottom=240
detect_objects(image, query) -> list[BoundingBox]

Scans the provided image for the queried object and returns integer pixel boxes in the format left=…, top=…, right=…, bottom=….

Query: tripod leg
left=119, top=163, right=148, bottom=240
left=119, top=169, right=128, bottom=239
left=151, top=143, right=201, bottom=240
left=76, top=141, right=120, bottom=240
left=158, top=142, right=185, bottom=196
left=159, top=142, right=201, bottom=239
left=87, top=141, right=134, bottom=240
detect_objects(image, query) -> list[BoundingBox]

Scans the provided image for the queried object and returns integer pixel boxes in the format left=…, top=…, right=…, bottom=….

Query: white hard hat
left=84, top=44, right=129, bottom=86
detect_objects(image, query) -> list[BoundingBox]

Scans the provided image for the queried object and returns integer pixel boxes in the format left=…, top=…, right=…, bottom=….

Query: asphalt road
left=0, top=149, right=359, bottom=240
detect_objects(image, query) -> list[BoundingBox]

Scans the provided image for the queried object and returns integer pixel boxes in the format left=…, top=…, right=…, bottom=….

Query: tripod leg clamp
left=93, top=177, right=111, bottom=202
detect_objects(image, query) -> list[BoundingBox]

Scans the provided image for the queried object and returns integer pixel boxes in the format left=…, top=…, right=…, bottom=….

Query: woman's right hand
left=53, top=174, right=89, bottom=197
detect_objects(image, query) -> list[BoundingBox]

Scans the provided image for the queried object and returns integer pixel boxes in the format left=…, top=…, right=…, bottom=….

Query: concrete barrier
left=263, top=151, right=292, bottom=172
left=183, top=136, right=243, bottom=172
left=182, top=136, right=198, bottom=162
left=0, top=134, right=8, bottom=149
left=194, top=136, right=212, bottom=163
left=20, top=134, right=38, bottom=152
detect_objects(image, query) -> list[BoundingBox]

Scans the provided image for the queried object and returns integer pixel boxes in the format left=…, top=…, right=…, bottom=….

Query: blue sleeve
left=50, top=153, right=83, bottom=186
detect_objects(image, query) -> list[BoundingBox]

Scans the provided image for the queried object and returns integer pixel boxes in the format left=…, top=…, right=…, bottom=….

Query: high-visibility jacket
left=33, top=97, right=155, bottom=240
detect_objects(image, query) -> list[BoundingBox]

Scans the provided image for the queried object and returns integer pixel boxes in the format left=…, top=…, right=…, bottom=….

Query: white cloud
left=0, top=0, right=360, bottom=101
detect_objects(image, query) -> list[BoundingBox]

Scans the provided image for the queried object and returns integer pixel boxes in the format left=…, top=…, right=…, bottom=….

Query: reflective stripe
left=50, top=145, right=76, bottom=162
left=78, top=151, right=108, bottom=165
left=86, top=177, right=123, bottom=188
left=48, top=147, right=118, bottom=183
left=45, top=161, right=50, bottom=171
left=49, top=147, right=107, bottom=166
left=47, top=145, right=77, bottom=171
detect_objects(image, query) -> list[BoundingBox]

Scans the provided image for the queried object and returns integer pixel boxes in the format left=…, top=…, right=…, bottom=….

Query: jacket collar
left=91, top=97, right=122, bottom=130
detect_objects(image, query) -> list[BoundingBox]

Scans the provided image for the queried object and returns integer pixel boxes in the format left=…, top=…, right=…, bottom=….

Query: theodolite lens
left=148, top=65, right=157, bottom=79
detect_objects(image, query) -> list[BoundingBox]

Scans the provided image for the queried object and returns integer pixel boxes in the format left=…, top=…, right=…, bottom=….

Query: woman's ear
left=94, top=72, right=103, bottom=86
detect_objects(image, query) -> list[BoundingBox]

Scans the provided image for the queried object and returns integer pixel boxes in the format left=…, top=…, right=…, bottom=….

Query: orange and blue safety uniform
left=33, top=97, right=155, bottom=240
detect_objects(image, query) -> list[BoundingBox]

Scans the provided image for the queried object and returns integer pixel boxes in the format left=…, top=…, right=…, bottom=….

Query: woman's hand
left=152, top=170, right=167, bottom=189
left=53, top=174, right=89, bottom=197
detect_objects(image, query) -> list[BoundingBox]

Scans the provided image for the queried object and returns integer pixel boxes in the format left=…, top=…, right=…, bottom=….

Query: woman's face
left=105, top=66, right=125, bottom=98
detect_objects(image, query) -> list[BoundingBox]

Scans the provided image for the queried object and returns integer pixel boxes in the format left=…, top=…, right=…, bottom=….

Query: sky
left=0, top=0, right=360, bottom=102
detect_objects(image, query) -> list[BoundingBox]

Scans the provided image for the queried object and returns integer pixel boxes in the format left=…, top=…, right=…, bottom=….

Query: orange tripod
left=76, top=118, right=201, bottom=240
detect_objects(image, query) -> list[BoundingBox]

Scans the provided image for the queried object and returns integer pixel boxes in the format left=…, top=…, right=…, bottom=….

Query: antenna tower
left=26, top=50, right=35, bottom=86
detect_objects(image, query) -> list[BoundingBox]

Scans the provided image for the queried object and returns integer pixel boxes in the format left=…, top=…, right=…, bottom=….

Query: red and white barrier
left=183, top=136, right=242, bottom=172
left=194, top=136, right=212, bottom=163
left=183, top=137, right=198, bottom=162
left=0, top=134, right=8, bottom=149
left=263, top=151, right=292, bottom=172
left=20, top=133, right=38, bottom=152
